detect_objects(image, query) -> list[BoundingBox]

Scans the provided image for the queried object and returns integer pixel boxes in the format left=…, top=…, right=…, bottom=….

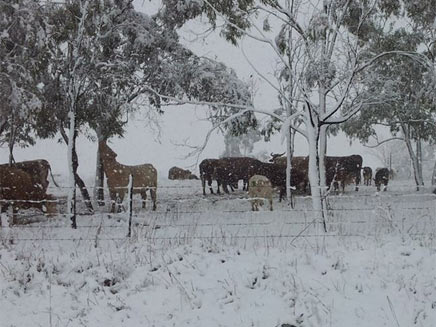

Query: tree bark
left=285, top=126, right=295, bottom=203
left=307, top=120, right=327, bottom=232
left=402, top=124, right=424, bottom=190
left=431, top=147, right=436, bottom=186
left=94, top=128, right=105, bottom=206
left=60, top=123, right=94, bottom=213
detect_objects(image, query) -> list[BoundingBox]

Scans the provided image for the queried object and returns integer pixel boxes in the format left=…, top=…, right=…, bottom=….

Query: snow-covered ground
left=1, top=178, right=436, bottom=326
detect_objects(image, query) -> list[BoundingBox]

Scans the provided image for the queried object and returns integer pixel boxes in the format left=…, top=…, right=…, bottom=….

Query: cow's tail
left=49, top=167, right=60, bottom=188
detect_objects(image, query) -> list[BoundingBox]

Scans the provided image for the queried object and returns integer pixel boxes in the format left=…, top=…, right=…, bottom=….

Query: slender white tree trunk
left=285, top=126, right=295, bottom=201
left=67, top=110, right=76, bottom=227
left=416, top=137, right=424, bottom=185
left=431, top=147, right=436, bottom=185
left=94, top=128, right=105, bottom=206
left=403, top=127, right=424, bottom=190
left=307, top=122, right=327, bottom=232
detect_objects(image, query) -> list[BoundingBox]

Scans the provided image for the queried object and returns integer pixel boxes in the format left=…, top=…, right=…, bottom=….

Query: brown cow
left=0, top=159, right=59, bottom=193
left=269, top=154, right=309, bottom=193
left=212, top=157, right=262, bottom=193
left=325, top=155, right=362, bottom=193
left=362, top=166, right=372, bottom=186
left=99, top=141, right=157, bottom=212
left=0, top=166, right=57, bottom=225
left=168, top=166, right=199, bottom=180
left=199, top=159, right=220, bottom=195
left=247, top=161, right=308, bottom=200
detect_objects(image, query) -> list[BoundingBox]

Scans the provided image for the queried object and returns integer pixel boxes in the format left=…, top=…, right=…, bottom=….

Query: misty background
left=0, top=0, right=381, bottom=179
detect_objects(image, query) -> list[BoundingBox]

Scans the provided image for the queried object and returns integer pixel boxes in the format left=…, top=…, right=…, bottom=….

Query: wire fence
left=1, top=181, right=436, bottom=244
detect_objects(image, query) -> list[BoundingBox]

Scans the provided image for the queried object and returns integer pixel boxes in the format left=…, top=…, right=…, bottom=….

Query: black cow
left=374, top=168, right=389, bottom=191
left=362, top=167, right=372, bottom=186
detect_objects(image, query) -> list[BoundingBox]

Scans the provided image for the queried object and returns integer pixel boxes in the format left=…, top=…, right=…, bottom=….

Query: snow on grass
left=1, top=178, right=436, bottom=326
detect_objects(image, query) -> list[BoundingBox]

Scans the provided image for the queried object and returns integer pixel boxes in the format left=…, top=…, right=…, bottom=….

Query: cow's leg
left=215, top=179, right=221, bottom=194
left=117, top=192, right=125, bottom=213
left=11, top=206, right=18, bottom=225
left=208, top=178, right=214, bottom=194
left=150, top=188, right=157, bottom=211
left=201, top=177, right=206, bottom=195
left=109, top=190, right=117, bottom=213
left=140, top=189, right=147, bottom=209
left=269, top=198, right=273, bottom=211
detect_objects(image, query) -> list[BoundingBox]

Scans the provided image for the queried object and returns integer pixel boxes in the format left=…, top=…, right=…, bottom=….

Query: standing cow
left=362, top=167, right=372, bottom=186
left=325, top=155, right=362, bottom=193
left=199, top=159, right=220, bottom=195
left=0, top=166, right=57, bottom=225
left=99, top=141, right=157, bottom=212
left=248, top=175, right=273, bottom=211
left=374, top=168, right=389, bottom=191
left=0, top=159, right=59, bottom=193
left=212, top=157, right=262, bottom=194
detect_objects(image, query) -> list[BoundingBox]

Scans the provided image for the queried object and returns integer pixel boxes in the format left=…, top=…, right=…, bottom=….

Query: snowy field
left=1, top=178, right=436, bottom=327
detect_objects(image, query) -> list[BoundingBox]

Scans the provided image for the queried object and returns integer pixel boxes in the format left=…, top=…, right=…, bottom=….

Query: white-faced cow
left=248, top=175, right=273, bottom=211
left=374, top=167, right=389, bottom=191
left=99, top=141, right=157, bottom=212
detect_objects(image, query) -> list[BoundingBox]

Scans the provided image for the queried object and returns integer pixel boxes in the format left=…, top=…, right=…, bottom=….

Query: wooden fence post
left=127, top=174, right=133, bottom=237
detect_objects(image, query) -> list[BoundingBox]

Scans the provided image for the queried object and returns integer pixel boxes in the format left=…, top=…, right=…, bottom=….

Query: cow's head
left=269, top=152, right=285, bottom=163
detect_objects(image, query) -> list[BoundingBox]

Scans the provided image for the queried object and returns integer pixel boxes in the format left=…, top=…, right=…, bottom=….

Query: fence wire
left=1, top=184, right=435, bottom=243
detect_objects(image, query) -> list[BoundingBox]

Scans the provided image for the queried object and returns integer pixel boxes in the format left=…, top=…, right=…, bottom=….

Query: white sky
left=0, top=0, right=383, bottom=180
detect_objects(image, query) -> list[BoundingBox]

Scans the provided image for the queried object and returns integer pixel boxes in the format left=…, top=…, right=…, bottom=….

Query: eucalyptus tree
left=0, top=0, right=48, bottom=164
left=159, top=0, right=408, bottom=229
left=342, top=29, right=436, bottom=189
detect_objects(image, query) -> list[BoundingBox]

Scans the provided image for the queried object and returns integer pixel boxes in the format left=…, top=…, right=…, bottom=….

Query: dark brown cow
left=168, top=166, right=199, bottom=180
left=271, top=153, right=363, bottom=193
left=269, top=154, right=310, bottom=193
left=374, top=167, right=389, bottom=191
left=99, top=141, right=157, bottom=212
left=362, top=167, right=372, bottom=186
left=212, top=157, right=262, bottom=194
left=199, top=159, right=220, bottom=195
left=0, top=166, right=57, bottom=225
left=0, top=159, right=59, bottom=193
left=325, top=155, right=362, bottom=193
left=247, top=161, right=308, bottom=200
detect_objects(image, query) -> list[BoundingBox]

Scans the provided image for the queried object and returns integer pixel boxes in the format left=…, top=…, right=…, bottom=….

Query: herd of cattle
left=0, top=144, right=393, bottom=221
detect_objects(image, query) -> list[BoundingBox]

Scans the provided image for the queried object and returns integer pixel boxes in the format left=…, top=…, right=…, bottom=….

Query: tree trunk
left=8, top=114, right=16, bottom=165
left=431, top=147, right=436, bottom=186
left=94, top=146, right=105, bottom=206
left=285, top=126, right=295, bottom=203
left=402, top=125, right=423, bottom=190
left=416, top=137, right=424, bottom=185
left=60, top=122, right=94, bottom=213
left=307, top=122, right=327, bottom=232
left=94, top=129, right=105, bottom=206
